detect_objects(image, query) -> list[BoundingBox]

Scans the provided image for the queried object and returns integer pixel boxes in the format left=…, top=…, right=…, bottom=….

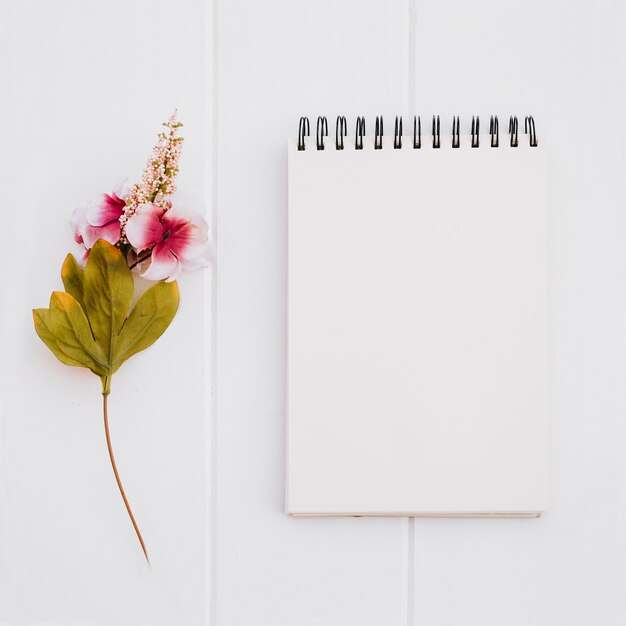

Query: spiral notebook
left=286, top=115, right=548, bottom=517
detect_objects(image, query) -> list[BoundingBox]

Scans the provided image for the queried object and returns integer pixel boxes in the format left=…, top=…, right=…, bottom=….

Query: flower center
left=163, top=229, right=171, bottom=241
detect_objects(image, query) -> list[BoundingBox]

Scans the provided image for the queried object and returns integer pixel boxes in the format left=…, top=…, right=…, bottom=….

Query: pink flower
left=72, top=189, right=126, bottom=250
left=125, top=199, right=212, bottom=282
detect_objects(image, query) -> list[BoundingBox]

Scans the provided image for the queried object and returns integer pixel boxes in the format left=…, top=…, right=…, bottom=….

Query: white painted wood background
left=3, top=0, right=626, bottom=624
left=1, top=1, right=212, bottom=624
left=216, top=0, right=626, bottom=624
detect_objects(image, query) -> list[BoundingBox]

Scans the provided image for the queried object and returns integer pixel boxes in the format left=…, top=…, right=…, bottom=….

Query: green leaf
left=48, top=291, right=108, bottom=376
left=61, top=254, right=85, bottom=311
left=113, top=281, right=180, bottom=372
left=82, top=239, right=133, bottom=354
left=34, top=242, right=182, bottom=391
left=33, top=308, right=85, bottom=368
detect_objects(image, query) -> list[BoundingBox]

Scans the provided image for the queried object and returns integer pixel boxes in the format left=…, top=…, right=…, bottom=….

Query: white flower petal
left=140, top=242, right=178, bottom=281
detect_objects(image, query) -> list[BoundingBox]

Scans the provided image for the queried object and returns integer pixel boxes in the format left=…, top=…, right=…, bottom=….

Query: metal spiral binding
left=509, top=116, right=519, bottom=147
left=394, top=116, right=403, bottom=149
left=490, top=116, right=499, bottom=147
left=316, top=116, right=328, bottom=150
left=297, top=115, right=537, bottom=149
left=452, top=116, right=460, bottom=148
left=413, top=116, right=421, bottom=149
left=355, top=117, right=365, bottom=150
left=471, top=116, right=480, bottom=148
left=375, top=116, right=384, bottom=149
left=524, top=116, right=538, bottom=147
left=336, top=116, right=347, bottom=150
left=432, top=115, right=440, bottom=149
left=297, top=117, right=310, bottom=151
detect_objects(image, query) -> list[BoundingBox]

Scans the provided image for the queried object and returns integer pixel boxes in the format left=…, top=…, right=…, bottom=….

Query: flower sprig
left=72, top=111, right=211, bottom=281
left=119, top=111, right=184, bottom=243
left=34, top=114, right=211, bottom=564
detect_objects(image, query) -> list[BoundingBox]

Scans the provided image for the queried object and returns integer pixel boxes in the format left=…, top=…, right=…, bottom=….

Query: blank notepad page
left=287, top=135, right=548, bottom=517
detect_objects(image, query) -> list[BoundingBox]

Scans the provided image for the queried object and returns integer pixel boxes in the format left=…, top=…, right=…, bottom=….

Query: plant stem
left=128, top=251, right=152, bottom=270
left=103, top=392, right=150, bottom=565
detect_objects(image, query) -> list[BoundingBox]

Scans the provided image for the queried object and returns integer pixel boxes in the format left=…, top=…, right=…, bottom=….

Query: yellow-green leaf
left=113, top=281, right=180, bottom=372
left=83, top=239, right=133, bottom=353
left=61, top=254, right=85, bottom=311
left=48, top=291, right=109, bottom=376
left=34, top=245, right=183, bottom=390
left=33, top=308, right=86, bottom=368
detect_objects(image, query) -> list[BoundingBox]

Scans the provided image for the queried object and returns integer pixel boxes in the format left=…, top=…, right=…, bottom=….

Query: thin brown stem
left=128, top=250, right=152, bottom=270
left=103, top=392, right=150, bottom=565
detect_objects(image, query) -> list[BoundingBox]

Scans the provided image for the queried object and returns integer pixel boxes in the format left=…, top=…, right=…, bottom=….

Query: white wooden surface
left=216, top=0, right=626, bottom=625
left=2, top=0, right=626, bottom=624
left=409, top=2, right=626, bottom=624
left=215, top=1, right=410, bottom=624
left=0, top=1, right=212, bottom=624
